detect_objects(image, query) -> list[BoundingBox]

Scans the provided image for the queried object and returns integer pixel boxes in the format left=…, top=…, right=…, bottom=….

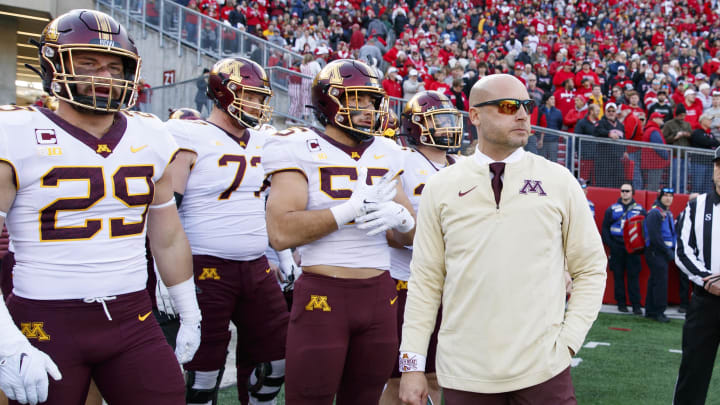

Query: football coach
left=397, top=74, right=608, bottom=405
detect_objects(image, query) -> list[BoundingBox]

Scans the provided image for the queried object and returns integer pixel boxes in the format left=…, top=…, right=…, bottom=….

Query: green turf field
left=218, top=312, right=720, bottom=404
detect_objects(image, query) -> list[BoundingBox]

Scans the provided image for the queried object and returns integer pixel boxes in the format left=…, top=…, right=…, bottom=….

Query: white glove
left=356, top=201, right=415, bottom=236
left=0, top=302, right=61, bottom=405
left=166, top=277, right=202, bottom=364
left=330, top=167, right=398, bottom=228
left=174, top=321, right=201, bottom=365
left=0, top=343, right=62, bottom=405
left=154, top=264, right=177, bottom=318
left=277, top=249, right=300, bottom=283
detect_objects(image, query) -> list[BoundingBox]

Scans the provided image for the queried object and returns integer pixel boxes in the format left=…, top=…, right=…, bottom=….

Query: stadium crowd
left=148, top=0, right=720, bottom=190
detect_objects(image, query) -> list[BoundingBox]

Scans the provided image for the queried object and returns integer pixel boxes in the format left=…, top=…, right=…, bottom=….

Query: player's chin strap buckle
left=83, top=296, right=117, bottom=321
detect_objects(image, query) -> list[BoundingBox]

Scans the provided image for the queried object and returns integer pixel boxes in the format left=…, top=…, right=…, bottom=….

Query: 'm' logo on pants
left=396, top=280, right=408, bottom=291
left=305, top=295, right=331, bottom=311
left=199, top=267, right=220, bottom=280
left=20, top=322, right=50, bottom=341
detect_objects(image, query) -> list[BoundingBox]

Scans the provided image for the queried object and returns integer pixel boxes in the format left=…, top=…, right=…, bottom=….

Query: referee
left=673, top=147, right=720, bottom=405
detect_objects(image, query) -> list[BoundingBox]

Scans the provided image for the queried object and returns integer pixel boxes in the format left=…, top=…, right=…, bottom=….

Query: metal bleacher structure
left=96, top=0, right=716, bottom=194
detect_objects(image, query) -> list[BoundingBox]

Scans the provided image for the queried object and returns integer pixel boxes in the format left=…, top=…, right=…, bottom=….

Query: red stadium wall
left=586, top=187, right=691, bottom=306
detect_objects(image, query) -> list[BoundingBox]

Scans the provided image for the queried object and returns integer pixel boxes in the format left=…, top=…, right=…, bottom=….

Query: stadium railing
left=143, top=67, right=714, bottom=195
left=96, top=0, right=303, bottom=68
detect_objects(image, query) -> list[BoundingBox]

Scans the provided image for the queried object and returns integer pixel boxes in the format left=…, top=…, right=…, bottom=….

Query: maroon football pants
left=183, top=255, right=289, bottom=404
left=285, top=271, right=398, bottom=405
left=7, top=290, right=185, bottom=405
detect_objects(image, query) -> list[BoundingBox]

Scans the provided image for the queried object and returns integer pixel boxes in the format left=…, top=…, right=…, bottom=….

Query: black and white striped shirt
left=675, top=190, right=720, bottom=286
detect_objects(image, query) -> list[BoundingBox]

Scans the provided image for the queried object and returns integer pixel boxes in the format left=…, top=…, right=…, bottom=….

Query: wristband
left=330, top=202, right=356, bottom=228
left=399, top=351, right=426, bottom=372
left=0, top=210, right=6, bottom=218
left=167, top=277, right=202, bottom=325
left=149, top=196, right=176, bottom=209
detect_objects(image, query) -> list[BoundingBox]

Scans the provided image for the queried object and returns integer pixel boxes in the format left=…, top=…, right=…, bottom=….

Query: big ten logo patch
left=21, top=322, right=50, bottom=341
left=305, top=295, right=331, bottom=312
left=199, top=267, right=220, bottom=280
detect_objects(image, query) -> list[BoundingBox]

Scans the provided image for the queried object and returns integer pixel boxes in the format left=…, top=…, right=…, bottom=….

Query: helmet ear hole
left=206, top=57, right=273, bottom=128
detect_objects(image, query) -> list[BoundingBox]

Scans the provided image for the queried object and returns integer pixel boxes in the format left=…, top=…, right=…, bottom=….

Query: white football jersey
left=0, top=106, right=178, bottom=300
left=165, top=119, right=269, bottom=261
left=263, top=127, right=405, bottom=270
left=390, top=150, right=463, bottom=281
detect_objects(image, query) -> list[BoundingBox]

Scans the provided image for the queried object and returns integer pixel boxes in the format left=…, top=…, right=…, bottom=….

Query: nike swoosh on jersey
left=138, top=311, right=152, bottom=321
left=390, top=296, right=398, bottom=305
left=131, top=145, right=148, bottom=153
left=265, top=268, right=271, bottom=273
left=458, top=185, right=478, bottom=197
left=374, top=154, right=385, bottom=159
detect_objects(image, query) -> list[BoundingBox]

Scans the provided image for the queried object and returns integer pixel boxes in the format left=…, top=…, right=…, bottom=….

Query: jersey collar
left=38, top=107, right=126, bottom=158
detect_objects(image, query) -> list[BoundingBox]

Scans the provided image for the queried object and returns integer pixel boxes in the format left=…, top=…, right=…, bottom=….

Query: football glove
left=330, top=167, right=398, bottom=228
left=356, top=201, right=415, bottom=236
left=166, top=277, right=202, bottom=364
left=0, top=302, right=61, bottom=405
left=154, top=264, right=177, bottom=318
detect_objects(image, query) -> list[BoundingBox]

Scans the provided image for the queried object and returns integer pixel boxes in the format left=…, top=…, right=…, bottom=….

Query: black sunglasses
left=661, top=187, right=675, bottom=194
left=473, top=98, right=536, bottom=115
left=621, top=189, right=632, bottom=193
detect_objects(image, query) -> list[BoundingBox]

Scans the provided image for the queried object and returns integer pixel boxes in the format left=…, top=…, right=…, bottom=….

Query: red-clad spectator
left=383, top=41, right=403, bottom=64
left=146, top=0, right=159, bottom=25
left=703, top=54, right=720, bottom=76
left=135, top=78, right=152, bottom=113
left=624, top=108, right=645, bottom=153
left=678, top=63, right=696, bottom=84
left=563, top=95, right=588, bottom=133
left=574, top=60, right=600, bottom=88
left=382, top=67, right=403, bottom=99
left=445, top=78, right=469, bottom=111
left=244, top=3, right=262, bottom=35
left=349, top=23, right=364, bottom=50
left=681, top=88, right=705, bottom=129
left=576, top=77, right=594, bottom=100
left=424, top=68, right=450, bottom=94
left=671, top=84, right=687, bottom=106
left=553, top=79, right=577, bottom=117
left=608, top=65, right=633, bottom=92
left=622, top=91, right=646, bottom=117
left=548, top=52, right=565, bottom=76
left=219, top=3, right=233, bottom=21
left=553, top=61, right=575, bottom=87
left=651, top=27, right=665, bottom=47
left=641, top=112, right=671, bottom=190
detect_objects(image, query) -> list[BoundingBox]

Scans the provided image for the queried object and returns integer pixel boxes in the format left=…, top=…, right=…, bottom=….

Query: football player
left=379, top=91, right=464, bottom=405
left=263, top=59, right=416, bottom=404
left=0, top=9, right=201, bottom=405
left=165, top=57, right=289, bottom=405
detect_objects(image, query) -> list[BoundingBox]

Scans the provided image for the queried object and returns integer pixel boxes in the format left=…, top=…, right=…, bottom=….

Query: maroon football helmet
left=379, top=109, right=399, bottom=140
left=206, top=57, right=272, bottom=128
left=168, top=107, right=202, bottom=120
left=39, top=9, right=141, bottom=112
left=401, top=91, right=463, bottom=149
left=311, top=59, right=389, bottom=141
